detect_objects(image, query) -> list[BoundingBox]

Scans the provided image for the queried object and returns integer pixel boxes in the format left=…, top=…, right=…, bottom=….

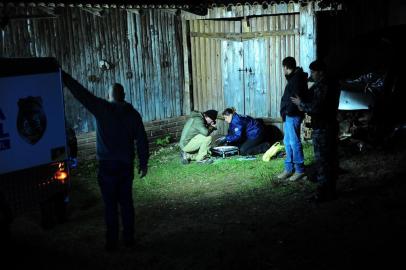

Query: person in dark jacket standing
left=291, top=60, right=340, bottom=202
left=62, top=71, right=149, bottom=251
left=277, top=57, right=308, bottom=181
left=218, top=108, right=266, bottom=155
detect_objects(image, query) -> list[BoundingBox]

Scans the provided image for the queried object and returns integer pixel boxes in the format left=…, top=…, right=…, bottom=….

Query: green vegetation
left=155, top=135, right=172, bottom=147
left=138, top=142, right=315, bottom=204
left=76, top=142, right=316, bottom=210
left=46, top=142, right=316, bottom=269
left=9, top=140, right=406, bottom=270
left=78, top=143, right=315, bottom=205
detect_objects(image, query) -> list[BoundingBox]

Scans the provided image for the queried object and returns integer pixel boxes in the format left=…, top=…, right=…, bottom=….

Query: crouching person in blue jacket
left=218, top=108, right=268, bottom=155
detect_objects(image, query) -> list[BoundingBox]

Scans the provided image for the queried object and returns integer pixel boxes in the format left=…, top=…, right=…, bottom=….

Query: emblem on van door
left=17, top=96, right=47, bottom=145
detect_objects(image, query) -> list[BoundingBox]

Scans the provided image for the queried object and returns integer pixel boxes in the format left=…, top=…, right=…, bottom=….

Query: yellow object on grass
left=262, top=142, right=284, bottom=162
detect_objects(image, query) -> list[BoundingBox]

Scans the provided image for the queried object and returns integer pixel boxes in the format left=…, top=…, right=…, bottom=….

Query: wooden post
left=299, top=2, right=317, bottom=141
left=299, top=2, right=317, bottom=75
left=181, top=11, right=191, bottom=114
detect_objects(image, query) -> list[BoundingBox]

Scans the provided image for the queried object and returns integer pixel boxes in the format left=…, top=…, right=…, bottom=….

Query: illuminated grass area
left=8, top=141, right=406, bottom=270
left=69, top=142, right=317, bottom=229
left=77, top=142, right=315, bottom=205
left=7, top=143, right=316, bottom=270
left=134, top=143, right=315, bottom=204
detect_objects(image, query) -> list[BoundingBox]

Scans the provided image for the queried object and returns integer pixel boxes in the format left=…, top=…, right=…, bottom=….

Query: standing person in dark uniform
left=62, top=71, right=149, bottom=251
left=291, top=60, right=340, bottom=202
left=277, top=57, right=308, bottom=181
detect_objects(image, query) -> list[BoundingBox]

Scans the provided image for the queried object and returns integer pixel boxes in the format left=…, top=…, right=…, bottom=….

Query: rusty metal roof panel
left=0, top=1, right=317, bottom=9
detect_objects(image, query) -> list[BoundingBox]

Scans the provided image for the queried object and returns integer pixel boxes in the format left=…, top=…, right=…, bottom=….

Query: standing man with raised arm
left=62, top=71, right=149, bottom=251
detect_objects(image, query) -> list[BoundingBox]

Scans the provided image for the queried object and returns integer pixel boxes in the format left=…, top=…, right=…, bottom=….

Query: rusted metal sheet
left=0, top=7, right=185, bottom=134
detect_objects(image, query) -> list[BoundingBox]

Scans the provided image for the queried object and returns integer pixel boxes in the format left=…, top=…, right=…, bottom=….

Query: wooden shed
left=184, top=2, right=318, bottom=123
left=0, top=0, right=332, bottom=152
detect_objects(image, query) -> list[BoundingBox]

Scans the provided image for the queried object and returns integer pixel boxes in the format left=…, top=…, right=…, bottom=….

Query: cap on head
left=204, top=109, right=218, bottom=122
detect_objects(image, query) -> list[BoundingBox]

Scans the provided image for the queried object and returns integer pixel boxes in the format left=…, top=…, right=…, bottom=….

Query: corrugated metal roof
left=0, top=1, right=342, bottom=18
left=0, top=1, right=322, bottom=9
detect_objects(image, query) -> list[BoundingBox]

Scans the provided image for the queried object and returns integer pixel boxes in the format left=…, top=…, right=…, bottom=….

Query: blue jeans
left=283, top=116, right=304, bottom=173
left=98, top=160, right=135, bottom=244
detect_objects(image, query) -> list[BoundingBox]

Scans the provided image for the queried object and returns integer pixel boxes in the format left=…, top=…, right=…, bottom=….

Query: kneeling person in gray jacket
left=179, top=110, right=218, bottom=164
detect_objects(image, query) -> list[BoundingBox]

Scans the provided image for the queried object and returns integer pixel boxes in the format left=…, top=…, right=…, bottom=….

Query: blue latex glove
left=69, top=157, right=78, bottom=169
left=215, top=136, right=227, bottom=145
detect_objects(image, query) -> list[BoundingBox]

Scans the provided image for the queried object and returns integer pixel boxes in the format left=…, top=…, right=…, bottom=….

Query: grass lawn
left=6, top=141, right=406, bottom=270
left=6, top=143, right=317, bottom=269
left=135, top=142, right=315, bottom=204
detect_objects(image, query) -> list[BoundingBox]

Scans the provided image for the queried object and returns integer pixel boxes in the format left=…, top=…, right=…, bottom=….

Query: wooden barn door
left=221, top=38, right=270, bottom=118
left=222, top=40, right=245, bottom=114
left=189, top=13, right=300, bottom=130
left=243, top=38, right=270, bottom=117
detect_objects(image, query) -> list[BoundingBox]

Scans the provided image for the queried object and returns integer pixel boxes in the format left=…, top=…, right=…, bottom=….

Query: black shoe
left=180, top=151, right=189, bottom=165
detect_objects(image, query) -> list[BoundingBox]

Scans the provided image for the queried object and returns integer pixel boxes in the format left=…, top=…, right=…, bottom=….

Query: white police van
left=0, top=58, right=71, bottom=235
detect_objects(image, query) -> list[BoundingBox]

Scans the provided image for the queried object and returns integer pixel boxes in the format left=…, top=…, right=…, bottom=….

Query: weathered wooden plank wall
left=0, top=7, right=185, bottom=134
left=190, top=19, right=237, bottom=113
left=189, top=13, right=301, bottom=120
left=184, top=3, right=309, bottom=134
left=186, top=3, right=289, bottom=116
left=300, top=3, right=316, bottom=76
left=126, top=9, right=184, bottom=121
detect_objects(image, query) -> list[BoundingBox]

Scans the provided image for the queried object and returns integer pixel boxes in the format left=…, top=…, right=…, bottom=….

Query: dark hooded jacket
left=300, top=76, right=340, bottom=129
left=280, top=67, right=308, bottom=121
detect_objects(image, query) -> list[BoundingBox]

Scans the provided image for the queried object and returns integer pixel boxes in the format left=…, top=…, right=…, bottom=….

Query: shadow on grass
left=5, top=143, right=406, bottom=270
